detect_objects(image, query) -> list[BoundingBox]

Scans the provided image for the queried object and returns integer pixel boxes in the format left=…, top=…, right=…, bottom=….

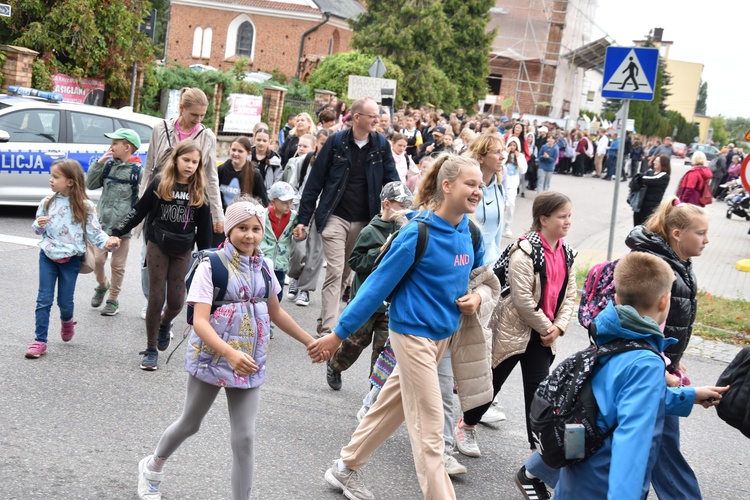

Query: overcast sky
left=592, top=0, right=746, bottom=119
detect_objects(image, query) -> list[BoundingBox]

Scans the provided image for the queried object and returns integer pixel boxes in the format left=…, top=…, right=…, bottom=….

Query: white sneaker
left=443, top=453, right=468, bottom=476
left=480, top=403, right=507, bottom=424
left=286, top=279, right=298, bottom=300
left=137, top=456, right=164, bottom=500
left=140, top=302, right=148, bottom=320
left=503, top=228, right=513, bottom=237
left=296, top=290, right=310, bottom=306
left=454, top=418, right=481, bottom=457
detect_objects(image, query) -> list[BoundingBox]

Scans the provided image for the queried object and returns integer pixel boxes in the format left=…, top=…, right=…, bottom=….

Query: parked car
left=0, top=88, right=161, bottom=206
left=685, top=143, right=720, bottom=164
left=672, top=141, right=687, bottom=158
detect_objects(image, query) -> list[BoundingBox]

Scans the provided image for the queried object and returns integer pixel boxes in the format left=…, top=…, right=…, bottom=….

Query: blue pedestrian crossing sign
left=601, top=47, right=659, bottom=101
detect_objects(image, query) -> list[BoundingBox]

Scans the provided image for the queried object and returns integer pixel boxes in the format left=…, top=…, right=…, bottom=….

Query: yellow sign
left=744, top=129, right=750, bottom=141
left=501, top=96, right=514, bottom=111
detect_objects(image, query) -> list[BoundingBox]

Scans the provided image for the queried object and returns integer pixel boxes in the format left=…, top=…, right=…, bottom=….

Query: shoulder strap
left=163, top=120, right=172, bottom=148
left=396, top=220, right=429, bottom=294
left=468, top=219, right=481, bottom=251
left=102, top=161, right=112, bottom=180
left=260, top=259, right=273, bottom=301
left=207, top=251, right=230, bottom=306
left=297, top=151, right=315, bottom=191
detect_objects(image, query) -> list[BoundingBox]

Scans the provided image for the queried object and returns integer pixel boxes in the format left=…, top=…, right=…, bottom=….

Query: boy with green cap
left=86, top=128, right=143, bottom=316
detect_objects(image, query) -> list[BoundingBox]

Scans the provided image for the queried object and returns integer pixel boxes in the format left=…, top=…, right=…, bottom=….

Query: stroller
left=724, top=180, right=750, bottom=220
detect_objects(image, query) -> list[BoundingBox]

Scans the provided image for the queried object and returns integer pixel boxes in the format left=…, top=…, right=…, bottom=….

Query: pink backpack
left=578, top=259, right=619, bottom=328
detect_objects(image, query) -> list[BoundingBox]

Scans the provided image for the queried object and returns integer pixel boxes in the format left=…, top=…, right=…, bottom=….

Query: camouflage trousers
left=330, top=312, right=389, bottom=376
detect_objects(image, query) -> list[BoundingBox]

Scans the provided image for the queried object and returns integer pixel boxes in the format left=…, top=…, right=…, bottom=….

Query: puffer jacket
left=451, top=265, right=501, bottom=411
left=490, top=239, right=577, bottom=367
left=626, top=225, right=697, bottom=367
left=86, top=158, right=143, bottom=235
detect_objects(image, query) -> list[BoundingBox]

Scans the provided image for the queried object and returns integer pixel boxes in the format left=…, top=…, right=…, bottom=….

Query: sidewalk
left=503, top=160, right=750, bottom=300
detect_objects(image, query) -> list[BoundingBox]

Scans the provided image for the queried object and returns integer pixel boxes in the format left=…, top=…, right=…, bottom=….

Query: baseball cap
left=432, top=126, right=446, bottom=135
left=380, top=181, right=414, bottom=204
left=538, top=126, right=549, bottom=133
left=499, top=116, right=509, bottom=123
left=269, top=181, right=295, bottom=201
left=104, top=128, right=141, bottom=150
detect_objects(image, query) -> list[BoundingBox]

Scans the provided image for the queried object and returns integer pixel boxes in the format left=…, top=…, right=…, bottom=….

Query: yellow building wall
left=664, top=59, right=703, bottom=122
left=693, top=114, right=712, bottom=143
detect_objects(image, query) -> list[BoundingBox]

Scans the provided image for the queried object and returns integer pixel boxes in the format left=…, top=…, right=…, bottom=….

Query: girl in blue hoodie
left=310, top=153, right=486, bottom=500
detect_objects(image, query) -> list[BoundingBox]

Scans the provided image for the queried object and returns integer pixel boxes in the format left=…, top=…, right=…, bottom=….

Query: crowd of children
left=22, top=95, right=740, bottom=500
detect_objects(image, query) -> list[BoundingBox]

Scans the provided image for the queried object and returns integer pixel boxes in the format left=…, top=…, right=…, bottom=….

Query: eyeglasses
left=357, top=113, right=380, bottom=121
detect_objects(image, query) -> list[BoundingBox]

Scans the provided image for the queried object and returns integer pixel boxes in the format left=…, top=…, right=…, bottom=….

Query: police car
left=0, top=86, right=161, bottom=206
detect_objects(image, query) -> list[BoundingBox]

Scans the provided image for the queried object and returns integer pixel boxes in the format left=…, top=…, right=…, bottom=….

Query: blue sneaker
left=139, top=349, right=158, bottom=371
left=157, top=323, right=171, bottom=352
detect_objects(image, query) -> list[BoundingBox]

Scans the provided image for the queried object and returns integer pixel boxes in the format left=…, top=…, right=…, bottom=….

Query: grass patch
left=694, top=291, right=750, bottom=345
left=575, top=262, right=749, bottom=346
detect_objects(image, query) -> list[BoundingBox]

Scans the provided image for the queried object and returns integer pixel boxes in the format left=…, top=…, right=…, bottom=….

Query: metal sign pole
left=607, top=98, right=629, bottom=260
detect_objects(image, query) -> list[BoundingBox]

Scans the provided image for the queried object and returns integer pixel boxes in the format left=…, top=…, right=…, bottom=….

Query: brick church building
left=165, top=0, right=364, bottom=79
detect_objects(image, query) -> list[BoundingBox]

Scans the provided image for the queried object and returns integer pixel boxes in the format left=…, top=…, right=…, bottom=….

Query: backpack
left=372, top=219, right=480, bottom=302
left=700, top=178, right=713, bottom=206
left=102, top=162, right=141, bottom=207
left=493, top=232, right=575, bottom=305
left=715, top=346, right=750, bottom=438
left=184, top=249, right=272, bottom=325
left=584, top=137, right=594, bottom=158
left=578, top=259, right=619, bottom=328
left=529, top=337, right=662, bottom=468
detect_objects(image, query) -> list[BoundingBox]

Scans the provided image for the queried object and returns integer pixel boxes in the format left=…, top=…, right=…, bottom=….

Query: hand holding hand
left=694, top=385, right=730, bottom=408
left=307, top=333, right=342, bottom=362
left=105, top=236, right=121, bottom=250
left=456, top=293, right=481, bottom=315
left=293, top=224, right=307, bottom=240
left=213, top=221, right=224, bottom=234
left=37, top=216, right=51, bottom=228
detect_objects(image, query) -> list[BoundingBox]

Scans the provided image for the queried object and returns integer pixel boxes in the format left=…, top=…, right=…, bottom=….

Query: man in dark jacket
left=295, top=97, right=400, bottom=336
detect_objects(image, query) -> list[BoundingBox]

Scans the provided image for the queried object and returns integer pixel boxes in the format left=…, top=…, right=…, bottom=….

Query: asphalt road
left=1, top=164, right=747, bottom=499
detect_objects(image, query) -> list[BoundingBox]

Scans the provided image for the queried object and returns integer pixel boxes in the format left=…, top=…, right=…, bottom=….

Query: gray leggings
left=154, top=375, right=261, bottom=500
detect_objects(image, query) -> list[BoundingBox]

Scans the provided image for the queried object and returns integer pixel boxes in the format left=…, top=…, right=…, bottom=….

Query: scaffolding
left=487, top=0, right=598, bottom=118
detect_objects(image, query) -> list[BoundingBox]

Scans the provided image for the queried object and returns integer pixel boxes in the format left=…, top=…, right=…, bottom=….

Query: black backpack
left=102, top=162, right=142, bottom=207
left=530, top=336, right=662, bottom=468
left=715, top=346, right=750, bottom=438
left=372, top=219, right=480, bottom=302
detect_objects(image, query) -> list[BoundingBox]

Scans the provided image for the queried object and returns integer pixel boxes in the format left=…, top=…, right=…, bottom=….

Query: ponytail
left=644, top=196, right=705, bottom=242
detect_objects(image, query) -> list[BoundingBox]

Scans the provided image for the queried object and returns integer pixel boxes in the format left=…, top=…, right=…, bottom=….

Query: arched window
left=225, top=15, right=256, bottom=60
left=192, top=27, right=203, bottom=58
left=201, top=27, right=213, bottom=59
left=236, top=22, right=253, bottom=57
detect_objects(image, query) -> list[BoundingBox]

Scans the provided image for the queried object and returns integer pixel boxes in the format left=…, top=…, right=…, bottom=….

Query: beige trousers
left=93, top=237, right=131, bottom=300
left=341, top=331, right=455, bottom=500
left=594, top=153, right=606, bottom=176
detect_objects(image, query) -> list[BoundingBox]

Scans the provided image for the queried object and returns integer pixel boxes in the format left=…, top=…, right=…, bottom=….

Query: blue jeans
left=35, top=251, right=81, bottom=342
left=606, top=154, right=618, bottom=179
left=526, top=450, right=559, bottom=487
left=651, top=414, right=702, bottom=499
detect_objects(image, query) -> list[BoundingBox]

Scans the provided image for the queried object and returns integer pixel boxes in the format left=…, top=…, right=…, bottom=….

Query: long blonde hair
left=413, top=153, right=479, bottom=211
left=290, top=112, right=316, bottom=138
left=157, top=140, right=206, bottom=207
left=47, top=160, right=90, bottom=225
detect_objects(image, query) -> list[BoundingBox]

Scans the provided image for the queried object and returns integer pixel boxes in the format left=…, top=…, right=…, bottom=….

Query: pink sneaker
left=61, top=319, right=76, bottom=342
left=25, top=341, right=47, bottom=358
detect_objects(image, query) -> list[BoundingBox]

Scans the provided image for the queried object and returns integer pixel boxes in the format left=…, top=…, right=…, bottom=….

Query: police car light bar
left=7, top=86, right=64, bottom=102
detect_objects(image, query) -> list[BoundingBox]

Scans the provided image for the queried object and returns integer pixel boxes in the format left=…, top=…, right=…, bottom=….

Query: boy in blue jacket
left=550, top=252, right=728, bottom=500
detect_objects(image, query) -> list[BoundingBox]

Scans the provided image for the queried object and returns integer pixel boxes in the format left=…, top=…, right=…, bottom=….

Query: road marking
left=0, top=234, right=39, bottom=247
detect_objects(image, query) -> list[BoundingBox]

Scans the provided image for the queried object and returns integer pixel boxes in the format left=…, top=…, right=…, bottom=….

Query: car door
left=0, top=107, right=65, bottom=206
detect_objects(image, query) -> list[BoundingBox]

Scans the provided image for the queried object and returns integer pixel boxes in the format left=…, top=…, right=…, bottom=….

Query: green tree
left=666, top=110, right=699, bottom=144
left=0, top=0, right=154, bottom=103
left=710, top=116, right=728, bottom=146
left=726, top=117, right=750, bottom=143
left=695, top=80, right=708, bottom=115
left=349, top=0, right=491, bottom=108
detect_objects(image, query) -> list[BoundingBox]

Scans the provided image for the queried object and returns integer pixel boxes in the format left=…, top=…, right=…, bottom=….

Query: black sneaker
left=327, top=361, right=342, bottom=390
left=286, top=279, right=299, bottom=300
left=139, top=349, right=158, bottom=371
left=514, top=465, right=550, bottom=500
left=295, top=290, right=310, bottom=306
left=157, top=323, right=172, bottom=351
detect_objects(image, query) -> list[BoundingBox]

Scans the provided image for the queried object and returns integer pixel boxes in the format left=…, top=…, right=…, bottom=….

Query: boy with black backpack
left=86, top=128, right=143, bottom=316
left=518, top=252, right=727, bottom=500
